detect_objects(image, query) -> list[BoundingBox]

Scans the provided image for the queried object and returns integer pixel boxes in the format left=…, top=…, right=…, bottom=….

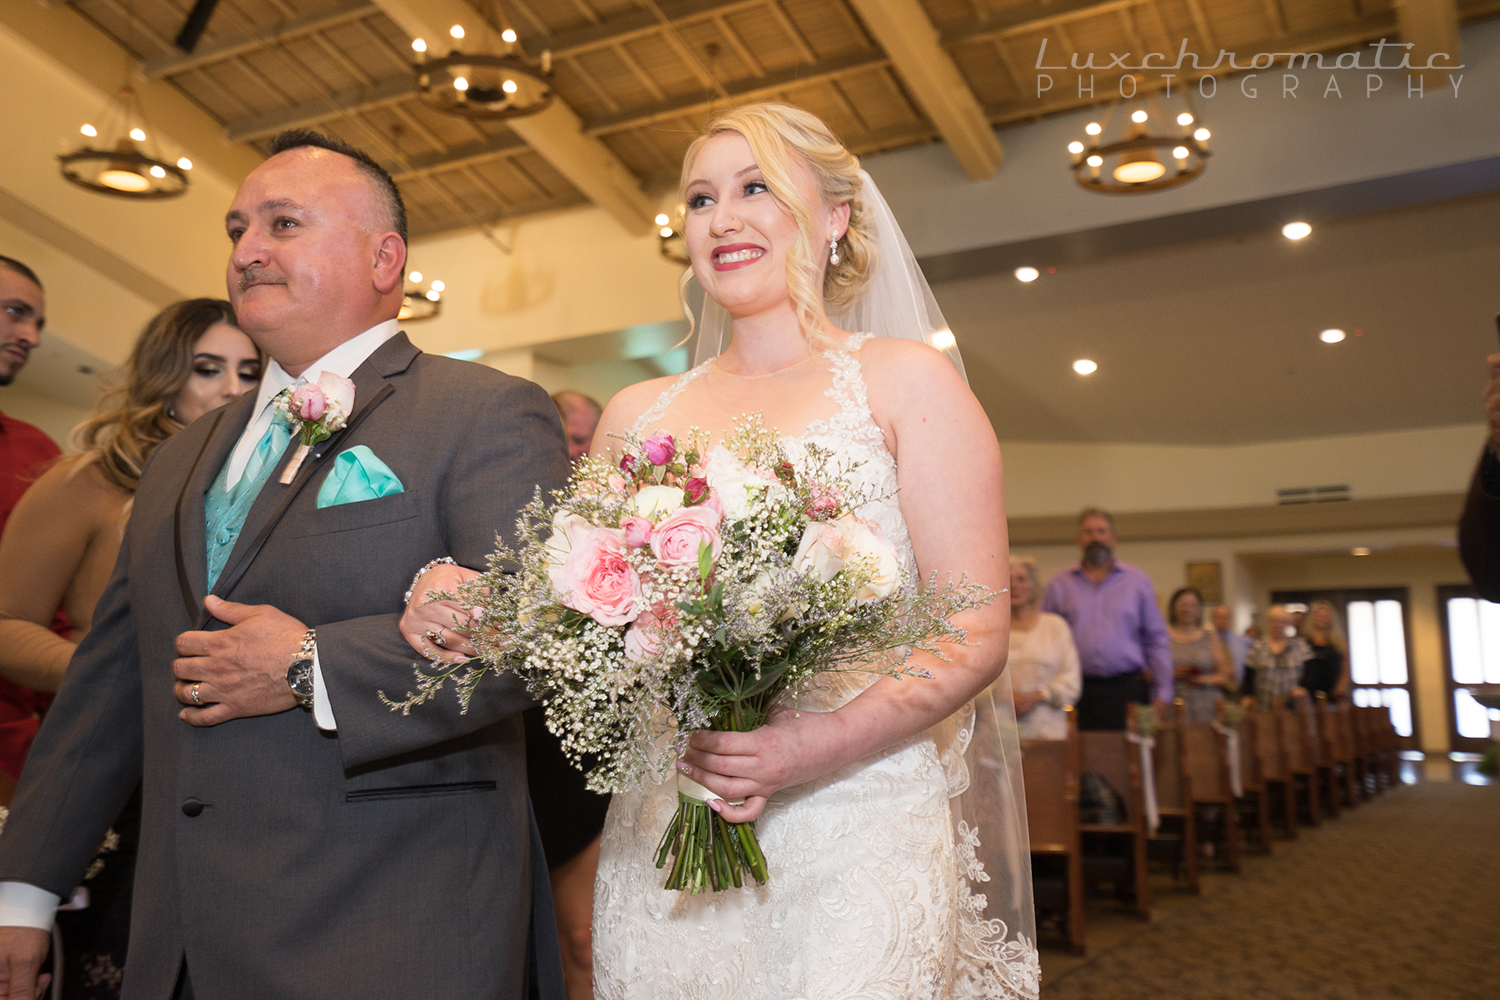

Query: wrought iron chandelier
left=1068, top=88, right=1211, bottom=194
left=412, top=21, right=553, bottom=122
left=399, top=271, right=444, bottom=322
left=59, top=86, right=191, bottom=200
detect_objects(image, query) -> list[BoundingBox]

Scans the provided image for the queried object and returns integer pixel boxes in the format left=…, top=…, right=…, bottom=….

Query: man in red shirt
left=0, top=256, right=61, bottom=785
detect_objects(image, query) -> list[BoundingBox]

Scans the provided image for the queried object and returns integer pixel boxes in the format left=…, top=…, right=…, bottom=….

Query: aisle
left=1042, top=779, right=1500, bottom=999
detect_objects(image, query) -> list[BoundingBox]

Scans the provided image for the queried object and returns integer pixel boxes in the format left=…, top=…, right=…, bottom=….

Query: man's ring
left=425, top=629, right=447, bottom=648
left=190, top=683, right=202, bottom=706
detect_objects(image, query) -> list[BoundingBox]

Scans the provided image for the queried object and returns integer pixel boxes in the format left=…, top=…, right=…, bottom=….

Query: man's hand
left=0, top=926, right=51, bottom=999
left=1485, top=351, right=1500, bottom=454
left=173, top=596, right=308, bottom=727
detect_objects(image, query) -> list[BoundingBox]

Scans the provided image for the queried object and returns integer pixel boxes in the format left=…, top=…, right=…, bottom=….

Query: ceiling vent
left=1276, top=485, right=1351, bottom=505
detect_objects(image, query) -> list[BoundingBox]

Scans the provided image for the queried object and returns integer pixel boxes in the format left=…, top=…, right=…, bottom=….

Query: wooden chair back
left=1278, top=708, right=1312, bottom=775
left=1182, top=720, right=1231, bottom=803
left=1023, top=731, right=1079, bottom=853
left=1078, top=731, right=1142, bottom=831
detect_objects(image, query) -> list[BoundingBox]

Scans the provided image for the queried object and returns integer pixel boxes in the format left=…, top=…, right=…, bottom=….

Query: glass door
left=1437, top=585, right=1500, bottom=754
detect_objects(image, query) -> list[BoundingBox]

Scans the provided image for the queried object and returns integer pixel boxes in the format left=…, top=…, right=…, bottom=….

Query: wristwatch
left=286, top=628, right=317, bottom=710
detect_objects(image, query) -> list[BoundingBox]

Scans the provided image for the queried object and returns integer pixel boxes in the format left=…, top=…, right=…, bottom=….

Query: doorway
left=1437, top=584, right=1500, bottom=754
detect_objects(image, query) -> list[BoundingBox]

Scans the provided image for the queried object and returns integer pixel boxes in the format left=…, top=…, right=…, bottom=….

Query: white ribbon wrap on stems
left=677, top=772, right=725, bottom=806
left=1127, top=732, right=1160, bottom=834
left=1213, top=723, right=1244, bottom=798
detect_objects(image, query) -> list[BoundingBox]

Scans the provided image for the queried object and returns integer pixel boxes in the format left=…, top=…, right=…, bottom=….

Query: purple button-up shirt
left=1041, top=561, right=1173, bottom=703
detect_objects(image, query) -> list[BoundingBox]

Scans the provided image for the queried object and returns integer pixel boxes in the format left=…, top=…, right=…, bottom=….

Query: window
left=1438, top=586, right=1500, bottom=752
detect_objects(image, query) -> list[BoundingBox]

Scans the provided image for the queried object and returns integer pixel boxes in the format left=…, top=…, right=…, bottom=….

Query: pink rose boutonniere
left=276, top=373, right=357, bottom=483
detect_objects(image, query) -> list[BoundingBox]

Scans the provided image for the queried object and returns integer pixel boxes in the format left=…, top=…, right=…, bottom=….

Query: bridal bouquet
left=382, top=415, right=990, bottom=893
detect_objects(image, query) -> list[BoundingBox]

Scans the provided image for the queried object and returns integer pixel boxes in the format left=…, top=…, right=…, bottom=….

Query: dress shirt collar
left=248, top=319, right=401, bottom=423
left=1067, top=559, right=1124, bottom=581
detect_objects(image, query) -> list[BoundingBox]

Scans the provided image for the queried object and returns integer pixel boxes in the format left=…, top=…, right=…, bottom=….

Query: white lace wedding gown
left=592, top=336, right=1040, bottom=1000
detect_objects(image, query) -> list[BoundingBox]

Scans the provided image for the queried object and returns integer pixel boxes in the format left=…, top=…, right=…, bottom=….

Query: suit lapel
left=203, top=333, right=419, bottom=622
left=173, top=395, right=254, bottom=622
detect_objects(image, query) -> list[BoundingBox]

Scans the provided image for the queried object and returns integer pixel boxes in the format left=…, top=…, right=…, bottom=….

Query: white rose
left=704, top=446, right=755, bottom=520
left=792, top=521, right=847, bottom=584
left=836, top=515, right=902, bottom=605
left=542, top=512, right=593, bottom=590
left=631, top=484, right=685, bottom=522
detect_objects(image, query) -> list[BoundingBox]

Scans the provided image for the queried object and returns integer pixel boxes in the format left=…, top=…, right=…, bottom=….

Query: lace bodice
left=594, top=337, right=1040, bottom=1000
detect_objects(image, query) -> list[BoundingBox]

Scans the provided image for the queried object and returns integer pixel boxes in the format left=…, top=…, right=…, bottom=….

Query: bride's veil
left=680, top=170, right=1040, bottom=998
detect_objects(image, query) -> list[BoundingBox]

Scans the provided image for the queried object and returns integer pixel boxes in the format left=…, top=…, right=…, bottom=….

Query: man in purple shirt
left=1041, top=508, right=1172, bottom=730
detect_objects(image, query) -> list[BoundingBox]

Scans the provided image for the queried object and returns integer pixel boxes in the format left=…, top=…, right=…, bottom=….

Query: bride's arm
left=679, top=339, right=1009, bottom=822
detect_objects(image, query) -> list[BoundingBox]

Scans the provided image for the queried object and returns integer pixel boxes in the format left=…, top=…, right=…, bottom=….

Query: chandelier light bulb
left=1014, top=266, right=1040, bottom=283
left=1131, top=110, right=1148, bottom=123
left=1320, top=328, right=1346, bottom=343
left=659, top=226, right=674, bottom=238
left=177, top=157, right=192, bottom=170
left=501, top=28, right=517, bottom=42
left=1073, top=359, right=1098, bottom=375
left=1194, top=127, right=1211, bottom=141
left=429, top=279, right=445, bottom=292
left=1067, top=141, right=1084, bottom=154
left=426, top=289, right=441, bottom=301
left=1085, top=122, right=1102, bottom=136
left=1282, top=221, right=1312, bottom=240
left=149, top=164, right=166, bottom=178
left=453, top=76, right=469, bottom=91
left=80, top=124, right=97, bottom=137
left=99, top=169, right=150, bottom=193
left=408, top=271, right=423, bottom=283
left=412, top=37, right=427, bottom=52
left=129, top=128, right=146, bottom=141
left=1086, top=154, right=1103, bottom=167
left=502, top=79, right=518, bottom=94
left=654, top=213, right=670, bottom=226
left=450, top=24, right=465, bottom=39
left=1177, top=112, right=1194, bottom=126
left=1172, top=146, right=1189, bottom=159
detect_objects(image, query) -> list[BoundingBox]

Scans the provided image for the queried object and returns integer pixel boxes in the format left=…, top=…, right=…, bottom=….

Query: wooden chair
left=1181, top=708, right=1242, bottom=873
left=1364, top=705, right=1403, bottom=789
left=1296, top=695, right=1344, bottom=821
left=1231, top=704, right=1277, bottom=850
left=1022, top=707, right=1086, bottom=955
left=1348, top=703, right=1376, bottom=798
left=1077, top=726, right=1152, bottom=921
left=1276, top=702, right=1321, bottom=827
left=1246, top=703, right=1297, bottom=839
left=1144, top=702, right=1200, bottom=893
left=1318, top=696, right=1358, bottom=808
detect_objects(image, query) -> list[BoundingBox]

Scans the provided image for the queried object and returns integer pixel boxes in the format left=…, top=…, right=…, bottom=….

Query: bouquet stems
left=653, top=699, right=771, bottom=893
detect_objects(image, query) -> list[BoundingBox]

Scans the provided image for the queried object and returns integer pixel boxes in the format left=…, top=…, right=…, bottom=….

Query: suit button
left=181, top=798, right=204, bottom=817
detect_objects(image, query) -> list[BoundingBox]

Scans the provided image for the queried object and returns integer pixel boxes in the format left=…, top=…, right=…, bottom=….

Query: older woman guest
left=0, top=298, right=259, bottom=1000
left=1006, top=556, right=1082, bottom=739
left=1242, top=605, right=1312, bottom=713
left=1167, top=587, right=1236, bottom=722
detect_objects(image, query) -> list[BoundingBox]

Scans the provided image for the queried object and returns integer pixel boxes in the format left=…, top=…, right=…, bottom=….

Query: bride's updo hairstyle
left=681, top=103, right=877, bottom=345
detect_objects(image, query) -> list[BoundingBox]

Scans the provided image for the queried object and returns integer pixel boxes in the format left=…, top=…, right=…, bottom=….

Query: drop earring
left=829, top=233, right=840, bottom=265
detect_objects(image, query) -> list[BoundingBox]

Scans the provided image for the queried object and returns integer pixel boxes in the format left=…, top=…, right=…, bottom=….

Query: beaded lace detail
left=596, top=334, right=1039, bottom=1000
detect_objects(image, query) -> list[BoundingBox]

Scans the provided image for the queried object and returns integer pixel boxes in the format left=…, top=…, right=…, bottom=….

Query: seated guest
left=1299, top=599, right=1349, bottom=702
left=1458, top=350, right=1500, bottom=599
left=1167, top=587, right=1235, bottom=723
left=1003, top=556, right=1081, bottom=740
left=1211, top=604, right=1251, bottom=689
left=1242, top=605, right=1311, bottom=712
left=0, top=298, right=257, bottom=999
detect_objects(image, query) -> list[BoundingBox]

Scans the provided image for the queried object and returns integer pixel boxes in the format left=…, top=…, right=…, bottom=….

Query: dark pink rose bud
left=643, top=432, right=676, bottom=467
left=683, top=477, right=710, bottom=505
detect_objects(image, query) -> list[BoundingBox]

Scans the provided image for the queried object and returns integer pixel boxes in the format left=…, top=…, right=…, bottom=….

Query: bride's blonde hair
left=680, top=103, right=877, bottom=346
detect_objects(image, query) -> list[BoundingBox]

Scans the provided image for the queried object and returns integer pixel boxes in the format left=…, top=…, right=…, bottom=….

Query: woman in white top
left=1006, top=556, right=1082, bottom=740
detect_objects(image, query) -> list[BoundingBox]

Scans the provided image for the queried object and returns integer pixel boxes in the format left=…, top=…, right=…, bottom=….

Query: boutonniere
left=276, top=373, right=357, bottom=484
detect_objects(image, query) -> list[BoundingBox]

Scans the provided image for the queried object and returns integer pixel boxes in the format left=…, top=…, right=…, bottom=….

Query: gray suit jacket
left=0, top=334, right=570, bottom=999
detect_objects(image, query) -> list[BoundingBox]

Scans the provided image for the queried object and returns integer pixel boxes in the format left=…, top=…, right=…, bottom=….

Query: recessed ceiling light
left=1015, top=266, right=1040, bottom=282
left=1282, top=221, right=1312, bottom=240
left=1073, top=359, right=1098, bottom=375
left=1320, top=328, right=1346, bottom=343
left=1351, top=547, right=1371, bottom=556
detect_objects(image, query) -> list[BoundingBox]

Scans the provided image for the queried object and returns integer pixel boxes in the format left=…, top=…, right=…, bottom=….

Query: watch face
left=287, top=657, right=316, bottom=696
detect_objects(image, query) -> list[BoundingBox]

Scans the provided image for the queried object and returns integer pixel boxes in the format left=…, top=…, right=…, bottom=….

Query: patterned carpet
left=1042, top=779, right=1500, bottom=999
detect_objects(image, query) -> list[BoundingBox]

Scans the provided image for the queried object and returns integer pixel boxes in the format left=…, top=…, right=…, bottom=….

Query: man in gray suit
left=0, top=131, right=568, bottom=999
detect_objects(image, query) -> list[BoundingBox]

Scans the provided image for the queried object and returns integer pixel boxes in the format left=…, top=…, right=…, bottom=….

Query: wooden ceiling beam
left=142, top=0, right=376, bottom=79
left=940, top=0, right=1143, bottom=47
left=845, top=0, right=1002, bottom=179
left=369, top=0, right=656, bottom=232
left=1398, top=0, right=1463, bottom=87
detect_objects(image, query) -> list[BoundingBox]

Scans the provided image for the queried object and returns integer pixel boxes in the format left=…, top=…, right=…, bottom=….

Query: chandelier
left=399, top=271, right=444, bottom=322
left=655, top=210, right=689, bottom=265
left=1068, top=89, right=1211, bottom=194
left=412, top=22, right=553, bottom=121
left=59, top=87, right=191, bottom=199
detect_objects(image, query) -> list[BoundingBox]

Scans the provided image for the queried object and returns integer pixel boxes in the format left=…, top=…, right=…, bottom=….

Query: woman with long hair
left=1167, top=587, right=1236, bottom=722
left=1299, top=599, right=1349, bottom=701
left=0, top=298, right=258, bottom=999
left=402, top=103, right=1038, bottom=998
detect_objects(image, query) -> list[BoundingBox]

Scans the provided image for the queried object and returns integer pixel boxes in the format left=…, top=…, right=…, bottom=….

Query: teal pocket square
left=317, top=445, right=405, bottom=508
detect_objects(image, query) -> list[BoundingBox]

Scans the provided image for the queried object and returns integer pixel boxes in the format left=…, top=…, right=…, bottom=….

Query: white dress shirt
left=0, top=319, right=402, bottom=931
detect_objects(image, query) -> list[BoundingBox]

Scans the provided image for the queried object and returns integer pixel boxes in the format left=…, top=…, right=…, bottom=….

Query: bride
left=401, top=102, right=1038, bottom=999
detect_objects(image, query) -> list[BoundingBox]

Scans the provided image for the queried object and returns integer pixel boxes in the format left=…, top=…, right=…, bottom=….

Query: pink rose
left=620, top=454, right=639, bottom=478
left=553, top=526, right=641, bottom=626
left=650, top=505, right=723, bottom=570
left=643, top=432, right=675, bottom=467
left=290, top=384, right=327, bottom=421
left=683, top=477, right=710, bottom=506
left=624, top=607, right=666, bottom=663
left=620, top=515, right=653, bottom=549
left=806, top=485, right=843, bottom=519
left=607, top=474, right=626, bottom=492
